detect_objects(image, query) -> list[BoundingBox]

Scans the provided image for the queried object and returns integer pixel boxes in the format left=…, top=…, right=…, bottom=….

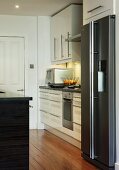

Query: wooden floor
left=30, top=130, right=98, bottom=170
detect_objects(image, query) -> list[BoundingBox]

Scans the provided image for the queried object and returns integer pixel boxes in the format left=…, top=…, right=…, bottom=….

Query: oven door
left=63, top=98, right=73, bottom=130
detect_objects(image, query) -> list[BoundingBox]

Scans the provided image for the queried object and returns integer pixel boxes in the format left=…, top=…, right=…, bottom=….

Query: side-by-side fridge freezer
left=81, top=15, right=115, bottom=170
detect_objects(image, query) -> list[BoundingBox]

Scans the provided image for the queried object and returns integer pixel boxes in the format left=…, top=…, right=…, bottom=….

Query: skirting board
left=38, top=123, right=44, bottom=129
left=44, top=125, right=81, bottom=149
left=115, top=163, right=119, bottom=170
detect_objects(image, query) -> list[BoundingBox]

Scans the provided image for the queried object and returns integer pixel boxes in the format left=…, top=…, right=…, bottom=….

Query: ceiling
left=0, top=0, right=82, bottom=16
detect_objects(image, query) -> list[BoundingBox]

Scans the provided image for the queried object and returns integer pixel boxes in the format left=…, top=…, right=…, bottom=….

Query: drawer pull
left=17, top=89, right=24, bottom=92
left=73, top=105, right=81, bottom=108
left=40, top=110, right=60, bottom=118
left=88, top=5, right=103, bottom=13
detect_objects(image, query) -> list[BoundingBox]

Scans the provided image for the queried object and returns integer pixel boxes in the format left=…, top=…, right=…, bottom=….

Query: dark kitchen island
left=0, top=91, right=32, bottom=170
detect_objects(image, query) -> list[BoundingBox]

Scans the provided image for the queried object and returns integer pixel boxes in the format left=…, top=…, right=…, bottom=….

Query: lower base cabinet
left=39, top=88, right=81, bottom=144
left=40, top=89, right=62, bottom=129
left=0, top=100, right=30, bottom=170
left=73, top=123, right=81, bottom=141
left=41, top=110, right=62, bottom=128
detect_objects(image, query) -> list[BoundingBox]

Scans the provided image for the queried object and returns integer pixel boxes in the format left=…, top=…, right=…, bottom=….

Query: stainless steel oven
left=62, top=92, right=73, bottom=130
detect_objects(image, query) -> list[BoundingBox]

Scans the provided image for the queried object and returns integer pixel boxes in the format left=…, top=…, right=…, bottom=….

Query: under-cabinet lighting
left=15, top=4, right=20, bottom=9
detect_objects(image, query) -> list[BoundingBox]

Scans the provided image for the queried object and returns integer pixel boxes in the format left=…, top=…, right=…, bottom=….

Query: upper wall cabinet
left=51, top=4, right=83, bottom=64
left=83, top=0, right=116, bottom=25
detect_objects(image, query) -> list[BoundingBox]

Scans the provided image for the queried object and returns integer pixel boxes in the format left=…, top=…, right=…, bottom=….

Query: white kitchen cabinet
left=39, top=89, right=62, bottom=128
left=51, top=15, right=61, bottom=61
left=48, top=90, right=62, bottom=101
left=40, top=98, right=49, bottom=113
left=56, top=92, right=81, bottom=142
left=73, top=123, right=81, bottom=141
left=41, top=110, right=62, bottom=128
left=51, top=4, right=82, bottom=64
left=83, top=0, right=116, bottom=25
left=40, top=91, right=49, bottom=100
left=39, top=88, right=82, bottom=142
left=73, top=106, right=81, bottom=125
left=73, top=93, right=81, bottom=125
left=73, top=93, right=81, bottom=98
left=72, top=93, right=81, bottom=141
left=73, top=123, right=81, bottom=134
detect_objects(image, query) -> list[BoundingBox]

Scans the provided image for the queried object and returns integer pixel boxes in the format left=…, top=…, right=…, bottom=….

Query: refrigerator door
left=81, top=21, right=99, bottom=160
left=94, top=15, right=115, bottom=167
left=81, top=24, right=90, bottom=157
left=81, top=15, right=115, bottom=169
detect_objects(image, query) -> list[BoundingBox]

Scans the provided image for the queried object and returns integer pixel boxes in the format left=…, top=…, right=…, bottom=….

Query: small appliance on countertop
left=45, top=68, right=73, bottom=86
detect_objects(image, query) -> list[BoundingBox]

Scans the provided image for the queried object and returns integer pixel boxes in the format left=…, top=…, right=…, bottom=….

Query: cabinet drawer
left=41, top=111, right=50, bottom=124
left=49, top=93, right=62, bottom=102
left=49, top=100, right=62, bottom=117
left=73, top=123, right=81, bottom=141
left=73, top=97, right=81, bottom=102
left=40, top=98, right=49, bottom=112
left=49, top=90, right=62, bottom=95
left=41, top=111, right=62, bottom=128
left=40, top=89, right=49, bottom=94
left=50, top=114, right=62, bottom=128
left=73, top=123, right=81, bottom=133
left=40, top=92, right=49, bottom=100
left=73, top=100, right=81, bottom=107
left=73, top=106, right=81, bottom=125
left=73, top=93, right=81, bottom=98
left=73, top=93, right=81, bottom=107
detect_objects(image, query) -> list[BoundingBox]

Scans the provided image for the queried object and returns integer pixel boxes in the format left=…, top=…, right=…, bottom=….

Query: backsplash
left=67, top=62, right=81, bottom=84
left=51, top=62, right=81, bottom=85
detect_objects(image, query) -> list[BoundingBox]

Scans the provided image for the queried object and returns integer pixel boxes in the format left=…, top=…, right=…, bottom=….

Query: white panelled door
left=0, top=37, right=25, bottom=94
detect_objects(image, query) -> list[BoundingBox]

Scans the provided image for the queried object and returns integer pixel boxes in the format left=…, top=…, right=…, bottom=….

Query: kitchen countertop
left=0, top=91, right=32, bottom=101
left=39, top=86, right=81, bottom=93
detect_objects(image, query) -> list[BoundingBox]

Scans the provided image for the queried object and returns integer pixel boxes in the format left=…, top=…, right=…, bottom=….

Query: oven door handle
left=63, top=99, right=72, bottom=102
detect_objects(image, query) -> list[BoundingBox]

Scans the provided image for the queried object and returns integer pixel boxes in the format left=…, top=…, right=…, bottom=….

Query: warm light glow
left=15, top=4, right=20, bottom=9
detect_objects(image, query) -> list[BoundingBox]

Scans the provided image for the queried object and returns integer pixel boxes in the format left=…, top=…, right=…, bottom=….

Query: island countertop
left=0, top=91, right=32, bottom=100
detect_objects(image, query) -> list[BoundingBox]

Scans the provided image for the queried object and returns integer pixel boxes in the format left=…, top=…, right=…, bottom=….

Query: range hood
left=65, top=33, right=81, bottom=42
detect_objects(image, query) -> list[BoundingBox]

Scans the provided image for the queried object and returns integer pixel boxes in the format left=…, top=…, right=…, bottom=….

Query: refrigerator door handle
left=90, top=21, right=95, bottom=160
left=89, top=21, right=92, bottom=159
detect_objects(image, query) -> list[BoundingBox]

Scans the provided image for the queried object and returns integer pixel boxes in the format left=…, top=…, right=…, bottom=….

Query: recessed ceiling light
left=15, top=4, right=20, bottom=9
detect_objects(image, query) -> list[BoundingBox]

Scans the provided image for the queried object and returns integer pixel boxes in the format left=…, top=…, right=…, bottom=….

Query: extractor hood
left=65, top=33, right=81, bottom=42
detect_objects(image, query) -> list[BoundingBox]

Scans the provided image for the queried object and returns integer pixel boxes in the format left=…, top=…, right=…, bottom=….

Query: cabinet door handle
left=61, top=34, right=64, bottom=58
left=88, top=5, right=103, bottom=13
left=54, top=38, right=56, bottom=60
left=17, top=89, right=24, bottom=92
left=67, top=32, right=71, bottom=57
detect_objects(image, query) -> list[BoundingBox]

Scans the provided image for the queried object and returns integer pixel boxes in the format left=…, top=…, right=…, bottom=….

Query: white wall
left=0, top=15, right=38, bottom=129
left=37, top=16, right=51, bottom=129
left=0, top=15, right=51, bottom=129
left=116, top=0, right=119, bottom=168
left=37, top=16, right=51, bottom=85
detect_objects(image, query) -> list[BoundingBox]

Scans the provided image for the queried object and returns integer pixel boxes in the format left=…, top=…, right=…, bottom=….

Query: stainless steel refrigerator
left=81, top=15, right=115, bottom=170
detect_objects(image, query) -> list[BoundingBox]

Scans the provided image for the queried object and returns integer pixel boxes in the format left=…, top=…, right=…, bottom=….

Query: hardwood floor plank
left=30, top=130, right=98, bottom=170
